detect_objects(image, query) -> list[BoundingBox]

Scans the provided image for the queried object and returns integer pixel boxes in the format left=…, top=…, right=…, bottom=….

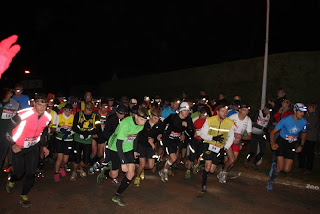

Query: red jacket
left=12, top=107, right=52, bottom=148
left=273, top=109, right=293, bottom=123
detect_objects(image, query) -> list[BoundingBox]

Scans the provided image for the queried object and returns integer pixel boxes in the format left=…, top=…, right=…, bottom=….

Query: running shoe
left=54, top=173, right=60, bottom=182
left=70, top=171, right=77, bottom=181
left=192, top=165, right=197, bottom=175
left=140, top=169, right=145, bottom=180
left=269, top=162, right=276, bottom=178
left=36, top=170, right=45, bottom=178
left=3, top=165, right=13, bottom=173
left=185, top=169, right=191, bottom=179
left=266, top=180, right=274, bottom=191
left=65, top=163, right=71, bottom=172
left=218, top=171, right=227, bottom=183
left=244, top=159, right=249, bottom=169
left=78, top=169, right=87, bottom=178
left=112, top=178, right=120, bottom=185
left=20, top=195, right=32, bottom=208
left=59, top=167, right=66, bottom=177
left=88, top=167, right=95, bottom=175
left=159, top=169, right=166, bottom=183
left=97, top=166, right=107, bottom=185
left=164, top=170, right=168, bottom=182
left=201, top=185, right=207, bottom=193
left=6, top=180, right=15, bottom=193
left=112, top=194, right=127, bottom=207
left=134, top=177, right=141, bottom=187
left=93, top=162, right=101, bottom=172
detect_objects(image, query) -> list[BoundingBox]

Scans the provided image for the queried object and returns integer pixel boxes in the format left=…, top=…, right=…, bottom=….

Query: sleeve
left=72, top=112, right=82, bottom=134
left=273, top=111, right=281, bottom=123
left=53, top=112, right=59, bottom=127
left=198, top=119, right=212, bottom=141
left=246, top=118, right=252, bottom=133
left=133, top=135, right=139, bottom=152
left=91, top=115, right=102, bottom=135
left=302, top=120, right=308, bottom=132
left=116, top=139, right=126, bottom=164
left=101, top=118, right=116, bottom=141
left=224, top=124, right=235, bottom=150
left=40, top=126, right=49, bottom=147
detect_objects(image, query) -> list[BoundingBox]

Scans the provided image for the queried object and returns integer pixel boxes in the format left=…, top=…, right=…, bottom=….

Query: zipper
left=33, top=119, right=40, bottom=138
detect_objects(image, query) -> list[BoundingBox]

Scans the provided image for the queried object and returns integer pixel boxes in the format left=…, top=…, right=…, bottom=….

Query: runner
left=198, top=105, right=234, bottom=192
left=54, top=104, right=74, bottom=182
left=161, top=98, right=180, bottom=120
left=70, top=101, right=101, bottom=181
left=267, top=103, right=308, bottom=190
left=185, top=106, right=209, bottom=179
left=96, top=104, right=128, bottom=185
left=0, top=88, right=19, bottom=168
left=217, top=104, right=252, bottom=183
left=134, top=108, right=162, bottom=187
left=88, top=99, right=109, bottom=174
left=245, top=104, right=272, bottom=169
left=6, top=94, right=51, bottom=207
left=12, top=84, right=30, bottom=109
left=158, top=102, right=194, bottom=183
left=108, top=107, right=148, bottom=206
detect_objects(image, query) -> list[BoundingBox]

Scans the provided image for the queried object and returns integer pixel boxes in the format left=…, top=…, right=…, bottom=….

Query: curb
left=228, top=170, right=320, bottom=191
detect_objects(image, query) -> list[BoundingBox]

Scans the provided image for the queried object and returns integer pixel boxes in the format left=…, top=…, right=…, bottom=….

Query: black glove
left=80, top=131, right=89, bottom=139
left=212, top=134, right=224, bottom=143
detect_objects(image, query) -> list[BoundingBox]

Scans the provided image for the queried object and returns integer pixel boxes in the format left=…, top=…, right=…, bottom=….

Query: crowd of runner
left=0, top=85, right=319, bottom=207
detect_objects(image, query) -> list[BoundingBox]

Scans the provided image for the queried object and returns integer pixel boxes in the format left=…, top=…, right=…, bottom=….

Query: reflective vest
left=56, top=113, right=74, bottom=141
left=12, top=107, right=52, bottom=148
left=73, top=111, right=97, bottom=144
left=204, top=115, right=234, bottom=148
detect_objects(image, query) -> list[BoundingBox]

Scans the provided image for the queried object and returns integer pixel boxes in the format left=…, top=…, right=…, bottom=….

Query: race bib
left=125, top=134, right=137, bottom=142
left=208, top=144, right=220, bottom=153
left=169, top=131, right=181, bottom=139
left=24, top=137, right=39, bottom=148
left=285, top=135, right=297, bottom=143
left=1, top=109, right=16, bottom=119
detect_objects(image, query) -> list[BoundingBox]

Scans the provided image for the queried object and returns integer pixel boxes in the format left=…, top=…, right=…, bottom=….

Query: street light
left=24, top=70, right=30, bottom=74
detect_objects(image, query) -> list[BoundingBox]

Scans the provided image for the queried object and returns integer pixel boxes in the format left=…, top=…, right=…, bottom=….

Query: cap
left=130, top=105, right=139, bottom=114
left=116, top=104, right=128, bottom=114
left=137, top=107, right=149, bottom=119
left=179, top=102, right=190, bottom=111
left=232, top=100, right=241, bottom=107
left=294, top=103, right=307, bottom=112
left=130, top=98, right=138, bottom=104
left=240, top=104, right=251, bottom=110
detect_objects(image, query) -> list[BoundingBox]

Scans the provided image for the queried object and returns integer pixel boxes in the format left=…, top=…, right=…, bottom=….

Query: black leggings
left=10, top=145, right=39, bottom=195
left=247, top=134, right=266, bottom=164
left=73, top=142, right=91, bottom=164
left=298, top=140, right=315, bottom=170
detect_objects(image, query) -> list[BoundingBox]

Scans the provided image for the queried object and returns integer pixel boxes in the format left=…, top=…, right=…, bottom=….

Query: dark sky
left=1, top=1, right=319, bottom=91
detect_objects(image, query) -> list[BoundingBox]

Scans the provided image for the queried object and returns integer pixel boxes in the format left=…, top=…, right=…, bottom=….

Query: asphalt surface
left=0, top=164, right=319, bottom=214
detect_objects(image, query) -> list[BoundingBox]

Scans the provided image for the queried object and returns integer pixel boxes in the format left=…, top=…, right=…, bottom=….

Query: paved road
left=0, top=165, right=319, bottom=214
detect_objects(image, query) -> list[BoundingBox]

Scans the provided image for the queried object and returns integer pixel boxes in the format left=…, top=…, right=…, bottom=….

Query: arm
left=269, top=128, right=279, bottom=150
left=40, top=126, right=49, bottom=147
left=116, top=139, right=126, bottom=164
left=224, top=124, right=235, bottom=150
left=198, top=120, right=212, bottom=141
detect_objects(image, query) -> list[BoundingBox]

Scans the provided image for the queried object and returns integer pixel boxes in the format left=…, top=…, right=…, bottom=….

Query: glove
left=62, top=133, right=69, bottom=141
left=212, top=134, right=224, bottom=143
left=0, top=35, right=21, bottom=79
left=80, top=131, right=89, bottom=139
left=60, top=128, right=68, bottom=133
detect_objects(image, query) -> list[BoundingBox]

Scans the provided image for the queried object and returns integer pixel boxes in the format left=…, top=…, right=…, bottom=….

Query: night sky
left=1, top=1, right=319, bottom=92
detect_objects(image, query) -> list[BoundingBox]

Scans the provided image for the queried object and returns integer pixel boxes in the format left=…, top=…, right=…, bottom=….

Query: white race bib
left=208, top=144, right=220, bottom=153
left=125, top=134, right=137, bottom=142
left=24, top=137, right=39, bottom=148
left=1, top=109, right=16, bottom=119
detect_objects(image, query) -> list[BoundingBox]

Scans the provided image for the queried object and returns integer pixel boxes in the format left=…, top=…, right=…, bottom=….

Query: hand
left=43, top=147, right=50, bottom=157
left=121, top=164, right=128, bottom=172
left=295, top=146, right=303, bottom=153
left=268, top=100, right=275, bottom=107
left=81, top=131, right=89, bottom=139
left=60, top=128, right=68, bottom=133
left=0, top=35, right=21, bottom=79
left=182, top=121, right=188, bottom=127
left=148, top=137, right=154, bottom=145
left=212, top=134, right=224, bottom=143
left=151, top=143, right=156, bottom=150
left=134, top=152, right=139, bottom=159
left=157, top=134, right=162, bottom=141
left=271, top=142, right=279, bottom=150
left=12, top=144, right=23, bottom=153
left=179, top=133, right=185, bottom=142
left=62, top=133, right=69, bottom=141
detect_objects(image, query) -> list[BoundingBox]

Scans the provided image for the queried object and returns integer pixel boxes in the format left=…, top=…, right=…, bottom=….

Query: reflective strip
left=165, top=147, right=169, bottom=155
left=20, top=110, right=34, bottom=120
left=12, top=120, right=27, bottom=142
left=44, top=111, right=52, bottom=121
left=189, top=145, right=195, bottom=153
left=209, top=127, right=230, bottom=132
left=17, top=107, right=33, bottom=114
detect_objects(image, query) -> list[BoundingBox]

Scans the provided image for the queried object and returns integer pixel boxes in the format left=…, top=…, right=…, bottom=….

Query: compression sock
left=202, top=170, right=209, bottom=187
left=89, top=155, right=95, bottom=166
left=270, top=170, right=280, bottom=181
left=116, top=176, right=132, bottom=195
